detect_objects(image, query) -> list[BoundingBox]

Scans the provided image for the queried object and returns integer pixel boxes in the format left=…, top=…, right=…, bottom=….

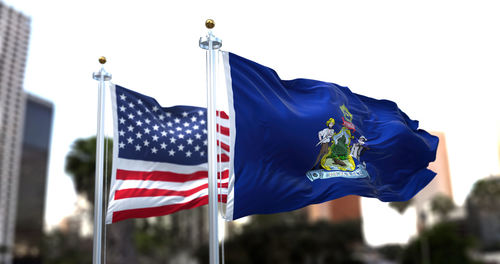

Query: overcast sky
left=5, top=0, right=500, bottom=246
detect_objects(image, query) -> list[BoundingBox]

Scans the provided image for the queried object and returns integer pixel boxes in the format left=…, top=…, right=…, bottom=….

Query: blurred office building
left=0, top=2, right=31, bottom=264
left=413, top=132, right=454, bottom=227
left=308, top=195, right=361, bottom=223
left=13, top=94, right=53, bottom=264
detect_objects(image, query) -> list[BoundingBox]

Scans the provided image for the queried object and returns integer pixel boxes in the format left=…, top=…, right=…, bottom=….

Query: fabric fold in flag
left=222, top=52, right=439, bottom=221
left=106, top=84, right=230, bottom=224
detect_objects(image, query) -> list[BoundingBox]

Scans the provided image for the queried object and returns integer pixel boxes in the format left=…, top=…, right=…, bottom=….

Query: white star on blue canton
left=120, top=94, right=126, bottom=100
left=144, top=140, right=150, bottom=146
left=135, top=144, right=141, bottom=151
left=186, top=151, right=192, bottom=157
left=151, top=147, right=158, bottom=154
left=119, top=142, right=125, bottom=148
left=153, top=125, right=159, bottom=131
left=178, top=144, right=184, bottom=151
left=160, top=142, right=167, bottom=149
left=168, top=149, right=175, bottom=156
left=182, top=112, right=188, bottom=117
left=152, top=135, right=159, bottom=141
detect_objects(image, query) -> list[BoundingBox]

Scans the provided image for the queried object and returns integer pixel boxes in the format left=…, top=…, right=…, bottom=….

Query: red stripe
left=112, top=194, right=228, bottom=223
left=116, top=169, right=229, bottom=182
left=217, top=140, right=230, bottom=152
left=216, top=111, right=229, bottom=119
left=115, top=182, right=228, bottom=200
left=217, top=154, right=230, bottom=163
left=115, top=184, right=208, bottom=200
left=216, top=124, right=230, bottom=136
left=218, top=194, right=227, bottom=203
left=112, top=196, right=208, bottom=223
left=218, top=170, right=229, bottom=180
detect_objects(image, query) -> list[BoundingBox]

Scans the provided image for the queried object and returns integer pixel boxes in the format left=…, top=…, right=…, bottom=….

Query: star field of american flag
left=115, top=85, right=209, bottom=165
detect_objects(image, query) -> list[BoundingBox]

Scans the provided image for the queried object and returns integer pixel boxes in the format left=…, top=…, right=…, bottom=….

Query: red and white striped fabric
left=106, top=84, right=230, bottom=224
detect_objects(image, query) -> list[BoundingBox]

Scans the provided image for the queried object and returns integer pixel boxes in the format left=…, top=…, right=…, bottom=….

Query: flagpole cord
left=92, top=57, right=112, bottom=264
left=200, top=19, right=222, bottom=264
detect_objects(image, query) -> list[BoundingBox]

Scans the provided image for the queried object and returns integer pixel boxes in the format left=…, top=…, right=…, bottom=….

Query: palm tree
left=65, top=136, right=137, bottom=264
left=430, top=194, right=455, bottom=221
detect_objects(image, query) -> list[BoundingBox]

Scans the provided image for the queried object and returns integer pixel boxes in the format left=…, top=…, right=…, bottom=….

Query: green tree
left=65, top=136, right=138, bottom=264
left=389, top=199, right=413, bottom=214
left=430, top=194, right=455, bottom=220
left=65, top=136, right=113, bottom=204
left=197, top=213, right=363, bottom=264
left=467, top=176, right=500, bottom=210
left=466, top=176, right=500, bottom=251
left=401, top=222, right=478, bottom=264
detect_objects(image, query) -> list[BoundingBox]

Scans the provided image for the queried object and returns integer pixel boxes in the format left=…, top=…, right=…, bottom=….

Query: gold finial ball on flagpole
left=205, top=19, right=215, bottom=29
left=98, top=56, right=107, bottom=64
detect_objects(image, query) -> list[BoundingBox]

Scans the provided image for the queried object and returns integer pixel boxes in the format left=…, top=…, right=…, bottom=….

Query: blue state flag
left=222, top=52, right=439, bottom=220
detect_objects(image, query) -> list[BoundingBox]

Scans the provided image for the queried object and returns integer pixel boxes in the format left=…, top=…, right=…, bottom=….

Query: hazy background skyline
left=4, top=0, right=500, bottom=246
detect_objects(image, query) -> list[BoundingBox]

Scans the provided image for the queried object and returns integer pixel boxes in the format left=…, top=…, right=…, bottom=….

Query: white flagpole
left=92, top=57, right=112, bottom=264
left=199, top=19, right=222, bottom=264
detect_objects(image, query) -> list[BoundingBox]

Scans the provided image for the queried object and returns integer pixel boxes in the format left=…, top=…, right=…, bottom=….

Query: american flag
left=106, top=85, right=230, bottom=224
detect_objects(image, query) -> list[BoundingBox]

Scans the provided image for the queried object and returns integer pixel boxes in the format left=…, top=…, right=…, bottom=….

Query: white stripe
left=109, top=189, right=209, bottom=213
left=216, top=133, right=230, bottom=147
left=115, top=158, right=229, bottom=173
left=113, top=178, right=229, bottom=191
left=216, top=116, right=230, bottom=126
left=222, top=51, right=236, bottom=221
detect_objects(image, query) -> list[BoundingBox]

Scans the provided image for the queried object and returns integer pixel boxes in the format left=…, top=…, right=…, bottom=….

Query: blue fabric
left=227, top=52, right=439, bottom=220
left=115, top=85, right=208, bottom=165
